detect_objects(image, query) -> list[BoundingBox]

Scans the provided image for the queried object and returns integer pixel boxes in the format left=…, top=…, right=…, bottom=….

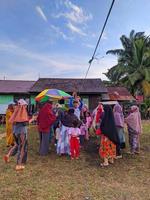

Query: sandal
left=100, top=163, right=109, bottom=167
left=109, top=159, right=114, bottom=164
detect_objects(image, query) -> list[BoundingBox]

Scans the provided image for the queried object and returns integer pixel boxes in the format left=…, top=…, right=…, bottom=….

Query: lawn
left=0, top=125, right=5, bottom=134
left=0, top=121, right=150, bottom=200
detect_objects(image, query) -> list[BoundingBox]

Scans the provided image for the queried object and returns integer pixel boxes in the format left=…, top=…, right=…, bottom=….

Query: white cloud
left=50, top=25, right=73, bottom=40
left=63, top=0, right=92, bottom=24
left=54, top=0, right=92, bottom=24
left=36, top=6, right=48, bottom=22
left=52, top=0, right=92, bottom=37
left=67, top=22, right=86, bottom=36
left=85, top=57, right=117, bottom=80
left=0, top=41, right=117, bottom=80
left=82, top=43, right=95, bottom=49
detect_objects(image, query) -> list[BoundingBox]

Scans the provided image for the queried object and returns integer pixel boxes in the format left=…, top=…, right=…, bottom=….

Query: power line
left=84, top=0, right=116, bottom=80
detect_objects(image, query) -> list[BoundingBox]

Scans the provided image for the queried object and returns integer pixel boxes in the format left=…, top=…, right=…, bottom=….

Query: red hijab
left=37, top=103, right=56, bottom=133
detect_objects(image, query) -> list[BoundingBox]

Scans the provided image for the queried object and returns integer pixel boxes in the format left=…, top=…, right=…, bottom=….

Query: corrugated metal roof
left=30, top=78, right=108, bottom=94
left=107, top=87, right=135, bottom=101
left=0, top=80, right=35, bottom=93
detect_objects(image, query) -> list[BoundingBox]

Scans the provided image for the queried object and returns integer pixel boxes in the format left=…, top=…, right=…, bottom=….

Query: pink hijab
left=113, top=103, right=124, bottom=127
left=125, top=106, right=142, bottom=134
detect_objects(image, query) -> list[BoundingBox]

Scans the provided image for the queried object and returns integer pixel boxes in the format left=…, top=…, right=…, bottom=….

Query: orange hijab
left=9, top=105, right=29, bottom=123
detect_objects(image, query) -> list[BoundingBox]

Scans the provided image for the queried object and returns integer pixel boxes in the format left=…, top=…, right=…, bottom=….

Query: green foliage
left=105, top=30, right=150, bottom=96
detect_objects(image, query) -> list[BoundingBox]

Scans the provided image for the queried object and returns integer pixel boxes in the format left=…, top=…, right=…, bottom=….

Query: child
left=86, top=112, right=92, bottom=131
left=80, top=118, right=88, bottom=146
left=55, top=123, right=61, bottom=146
left=68, top=120, right=81, bottom=159
left=125, top=106, right=142, bottom=154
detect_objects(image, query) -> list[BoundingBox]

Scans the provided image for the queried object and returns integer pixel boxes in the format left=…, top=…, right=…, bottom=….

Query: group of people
left=3, top=93, right=142, bottom=170
left=37, top=97, right=91, bottom=160
left=94, top=103, right=142, bottom=166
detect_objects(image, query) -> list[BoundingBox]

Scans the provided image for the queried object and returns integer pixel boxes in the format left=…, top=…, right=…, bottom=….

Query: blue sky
left=0, top=0, right=150, bottom=80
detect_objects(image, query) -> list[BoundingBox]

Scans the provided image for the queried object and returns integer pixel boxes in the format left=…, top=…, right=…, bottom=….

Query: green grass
left=0, top=122, right=150, bottom=200
left=0, top=125, right=5, bottom=134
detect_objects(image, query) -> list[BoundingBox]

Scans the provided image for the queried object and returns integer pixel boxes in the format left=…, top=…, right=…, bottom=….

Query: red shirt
left=37, top=103, right=56, bottom=133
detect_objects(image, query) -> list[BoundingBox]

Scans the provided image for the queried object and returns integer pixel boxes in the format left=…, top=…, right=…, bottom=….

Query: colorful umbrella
left=35, top=89, right=71, bottom=102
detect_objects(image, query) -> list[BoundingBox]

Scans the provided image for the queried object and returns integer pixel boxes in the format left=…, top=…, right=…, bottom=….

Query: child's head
left=73, top=120, right=78, bottom=128
left=73, top=100, right=79, bottom=108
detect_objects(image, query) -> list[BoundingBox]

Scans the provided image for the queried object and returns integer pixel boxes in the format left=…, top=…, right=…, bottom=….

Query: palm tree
left=105, top=30, right=150, bottom=97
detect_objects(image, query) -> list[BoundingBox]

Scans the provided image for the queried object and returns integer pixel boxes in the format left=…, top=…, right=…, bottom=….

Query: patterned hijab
left=9, top=99, right=28, bottom=123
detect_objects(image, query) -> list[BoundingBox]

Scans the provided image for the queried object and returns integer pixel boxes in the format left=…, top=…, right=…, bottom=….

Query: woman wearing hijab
left=96, top=104, right=119, bottom=167
left=5, top=104, right=14, bottom=147
left=57, top=108, right=80, bottom=156
left=4, top=99, right=29, bottom=171
left=37, top=101, right=56, bottom=156
left=125, top=106, right=142, bottom=154
left=113, top=103, right=125, bottom=158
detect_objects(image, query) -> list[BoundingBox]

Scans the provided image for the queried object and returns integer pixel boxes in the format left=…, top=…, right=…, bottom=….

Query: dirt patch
left=0, top=133, right=5, bottom=140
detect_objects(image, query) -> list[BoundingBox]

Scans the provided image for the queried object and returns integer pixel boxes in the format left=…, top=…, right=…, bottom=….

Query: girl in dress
left=57, top=108, right=80, bottom=156
left=68, top=120, right=81, bottom=159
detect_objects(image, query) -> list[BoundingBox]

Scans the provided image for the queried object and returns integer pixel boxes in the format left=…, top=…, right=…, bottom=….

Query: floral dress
left=99, top=134, right=116, bottom=159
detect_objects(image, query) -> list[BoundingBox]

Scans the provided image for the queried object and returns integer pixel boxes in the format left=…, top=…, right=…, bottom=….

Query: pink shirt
left=68, top=128, right=81, bottom=137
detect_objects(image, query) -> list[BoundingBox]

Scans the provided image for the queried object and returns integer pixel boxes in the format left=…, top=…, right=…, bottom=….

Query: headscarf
left=18, top=99, right=28, bottom=106
left=125, top=106, right=142, bottom=134
left=37, top=102, right=56, bottom=133
left=100, top=105, right=119, bottom=145
left=113, top=103, right=124, bottom=128
left=9, top=99, right=28, bottom=123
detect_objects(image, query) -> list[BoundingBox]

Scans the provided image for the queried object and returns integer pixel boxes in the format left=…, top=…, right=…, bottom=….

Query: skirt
left=117, top=127, right=126, bottom=148
left=57, top=125, right=70, bottom=155
left=39, top=132, right=50, bottom=156
left=99, top=134, right=116, bottom=159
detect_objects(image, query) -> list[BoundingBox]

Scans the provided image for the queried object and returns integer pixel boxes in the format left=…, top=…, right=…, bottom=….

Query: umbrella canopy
left=35, top=89, right=71, bottom=102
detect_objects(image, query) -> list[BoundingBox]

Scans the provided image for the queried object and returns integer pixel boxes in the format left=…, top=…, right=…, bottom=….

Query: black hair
left=73, top=100, right=78, bottom=104
left=73, top=120, right=79, bottom=128
left=68, top=108, right=75, bottom=114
